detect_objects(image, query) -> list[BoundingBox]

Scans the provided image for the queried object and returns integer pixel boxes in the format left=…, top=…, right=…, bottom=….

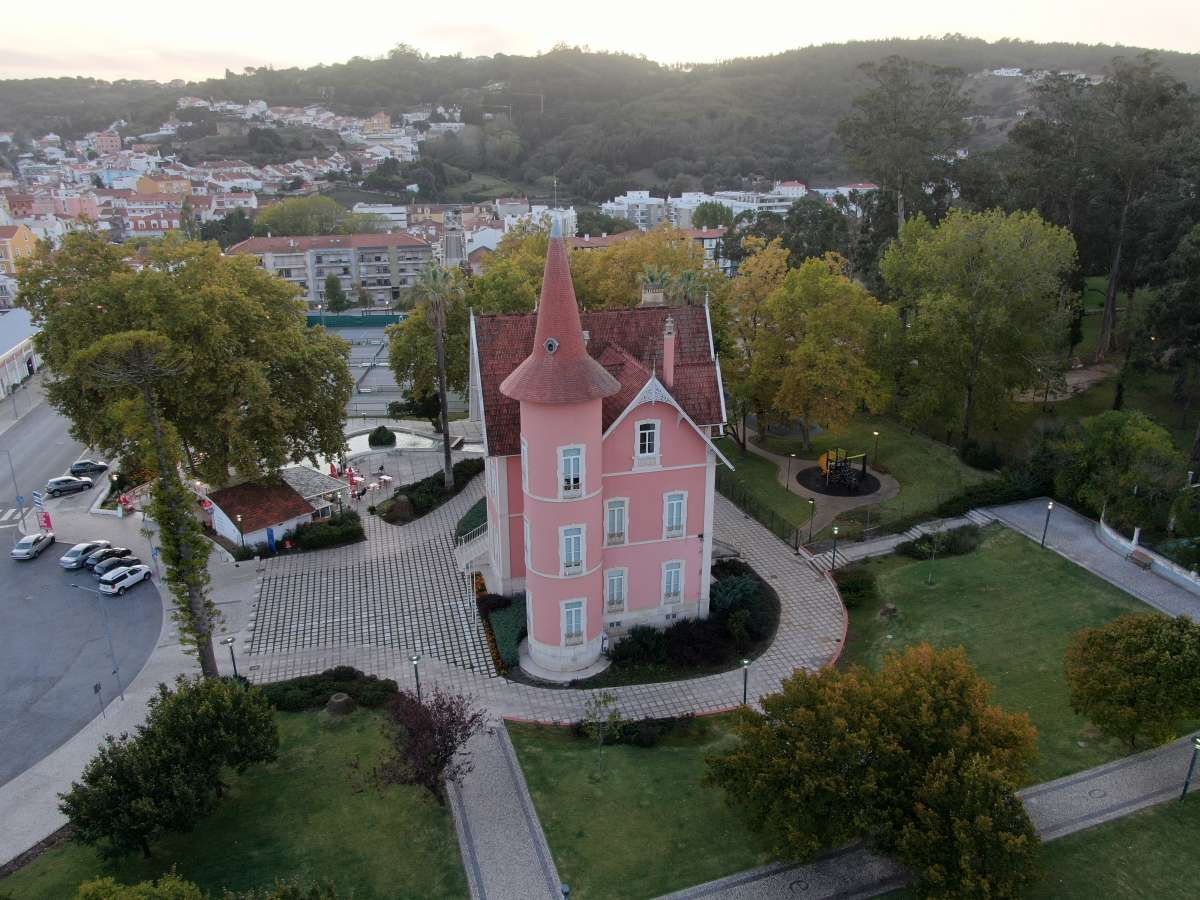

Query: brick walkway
left=239, top=483, right=847, bottom=722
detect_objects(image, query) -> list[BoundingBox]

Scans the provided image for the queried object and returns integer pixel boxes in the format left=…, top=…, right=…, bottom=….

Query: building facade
left=228, top=233, right=433, bottom=307
left=601, top=191, right=667, bottom=231
left=0, top=225, right=36, bottom=274
left=467, top=223, right=729, bottom=674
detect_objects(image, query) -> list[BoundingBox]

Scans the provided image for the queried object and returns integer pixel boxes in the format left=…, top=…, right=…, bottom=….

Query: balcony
left=564, top=630, right=584, bottom=646
left=663, top=590, right=682, bottom=604
left=665, top=525, right=684, bottom=540
left=606, top=596, right=625, bottom=613
left=562, top=559, right=583, bottom=577
left=606, top=531, right=625, bottom=547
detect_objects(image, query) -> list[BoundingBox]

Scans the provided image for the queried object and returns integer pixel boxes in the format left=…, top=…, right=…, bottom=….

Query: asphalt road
left=0, top=545, right=162, bottom=786
left=0, top=399, right=87, bottom=537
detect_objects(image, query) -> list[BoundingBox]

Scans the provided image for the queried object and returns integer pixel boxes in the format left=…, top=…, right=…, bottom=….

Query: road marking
left=0, top=509, right=15, bottom=521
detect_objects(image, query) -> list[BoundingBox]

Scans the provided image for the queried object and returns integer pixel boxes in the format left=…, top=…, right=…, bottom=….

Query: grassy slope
left=841, top=527, right=1158, bottom=783
left=508, top=718, right=773, bottom=900
left=715, top=437, right=815, bottom=528
left=0, top=711, right=466, bottom=900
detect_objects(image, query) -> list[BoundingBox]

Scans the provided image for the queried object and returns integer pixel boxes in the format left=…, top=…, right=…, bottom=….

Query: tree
left=721, top=237, right=790, bottom=447
left=779, top=196, right=851, bottom=263
left=377, top=689, right=489, bottom=803
left=880, top=209, right=1077, bottom=445
left=756, top=254, right=898, bottom=448
left=18, top=236, right=353, bottom=673
left=837, top=56, right=972, bottom=233
left=581, top=691, right=622, bottom=773
left=323, top=274, right=351, bottom=312
left=179, top=198, right=200, bottom=241
left=1052, top=410, right=1184, bottom=532
left=200, top=207, right=253, bottom=249
left=253, top=196, right=384, bottom=236
left=570, top=226, right=717, bottom=309
left=411, top=264, right=458, bottom=489
left=574, top=209, right=636, bottom=236
left=76, top=872, right=204, bottom=899
left=356, top=284, right=371, bottom=309
left=708, top=644, right=1038, bottom=898
left=690, top=201, right=734, bottom=229
left=1151, top=225, right=1200, bottom=463
left=1066, top=613, right=1200, bottom=749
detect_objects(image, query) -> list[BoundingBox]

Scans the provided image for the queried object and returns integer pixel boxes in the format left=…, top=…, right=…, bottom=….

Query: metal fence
left=715, top=467, right=803, bottom=551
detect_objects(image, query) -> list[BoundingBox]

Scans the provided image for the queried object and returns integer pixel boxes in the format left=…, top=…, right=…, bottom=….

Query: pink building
left=467, top=223, right=730, bottom=674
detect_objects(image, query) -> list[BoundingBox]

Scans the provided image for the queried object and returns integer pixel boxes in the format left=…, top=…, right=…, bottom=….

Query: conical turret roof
left=499, top=219, right=620, bottom=404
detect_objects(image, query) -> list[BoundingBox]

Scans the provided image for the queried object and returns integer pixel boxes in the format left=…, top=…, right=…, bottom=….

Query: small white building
left=206, top=466, right=350, bottom=548
left=601, top=191, right=667, bottom=231
left=0, top=307, right=39, bottom=397
left=352, top=203, right=408, bottom=227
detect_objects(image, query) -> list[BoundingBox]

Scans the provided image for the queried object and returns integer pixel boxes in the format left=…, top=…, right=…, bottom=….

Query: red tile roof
left=476, top=303, right=723, bottom=457
left=0, top=226, right=19, bottom=239
left=568, top=232, right=639, bottom=250
left=227, top=233, right=430, bottom=254
left=499, top=230, right=620, bottom=404
left=207, top=481, right=313, bottom=534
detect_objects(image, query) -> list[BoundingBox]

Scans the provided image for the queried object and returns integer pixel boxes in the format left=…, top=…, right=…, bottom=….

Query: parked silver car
left=11, top=531, right=55, bottom=560
left=59, top=540, right=111, bottom=569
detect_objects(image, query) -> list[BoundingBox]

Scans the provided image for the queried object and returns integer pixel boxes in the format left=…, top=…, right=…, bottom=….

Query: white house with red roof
left=465, top=220, right=731, bottom=675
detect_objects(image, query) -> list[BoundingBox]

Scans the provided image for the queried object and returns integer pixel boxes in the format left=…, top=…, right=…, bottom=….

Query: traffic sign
left=14, top=495, right=22, bottom=505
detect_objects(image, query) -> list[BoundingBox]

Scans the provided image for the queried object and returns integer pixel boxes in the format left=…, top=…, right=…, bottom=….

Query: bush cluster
left=570, top=713, right=695, bottom=748
left=959, top=438, right=1005, bottom=471
left=896, top=523, right=981, bottom=560
left=366, top=425, right=397, bottom=447
left=832, top=565, right=877, bottom=609
left=455, top=497, right=487, bottom=539
left=488, top=595, right=527, bottom=670
left=260, top=666, right=399, bottom=711
left=381, top=458, right=484, bottom=524
left=292, top=510, right=365, bottom=551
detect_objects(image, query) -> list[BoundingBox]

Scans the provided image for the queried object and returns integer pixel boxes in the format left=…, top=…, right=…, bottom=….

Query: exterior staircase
left=808, top=508, right=998, bottom=575
left=453, top=521, right=489, bottom=572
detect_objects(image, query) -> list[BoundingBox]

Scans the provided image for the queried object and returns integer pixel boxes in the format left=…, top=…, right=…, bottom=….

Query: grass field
left=841, top=526, right=1158, bottom=783
left=714, top=437, right=815, bottom=531
left=760, top=414, right=995, bottom=538
left=0, top=711, right=466, bottom=900
left=508, top=717, right=773, bottom=900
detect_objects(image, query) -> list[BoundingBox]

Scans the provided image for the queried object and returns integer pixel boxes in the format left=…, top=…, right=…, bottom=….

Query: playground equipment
left=818, top=448, right=868, bottom=492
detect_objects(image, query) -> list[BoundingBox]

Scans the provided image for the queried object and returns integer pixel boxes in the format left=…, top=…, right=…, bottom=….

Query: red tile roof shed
left=207, top=481, right=313, bottom=534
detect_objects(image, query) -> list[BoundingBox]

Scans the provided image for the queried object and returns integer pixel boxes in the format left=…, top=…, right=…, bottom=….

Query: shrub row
left=570, top=713, right=696, bottom=748
left=380, top=458, right=484, bottom=524
left=896, top=523, right=982, bottom=560
left=293, top=510, right=365, bottom=551
left=489, top=596, right=527, bottom=670
left=832, top=565, right=878, bottom=609
left=259, top=666, right=399, bottom=712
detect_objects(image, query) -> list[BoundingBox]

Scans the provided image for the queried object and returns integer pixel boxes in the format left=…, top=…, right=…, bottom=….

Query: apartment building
left=601, top=191, right=667, bottom=231
left=0, top=224, right=36, bottom=275
left=228, top=233, right=432, bottom=307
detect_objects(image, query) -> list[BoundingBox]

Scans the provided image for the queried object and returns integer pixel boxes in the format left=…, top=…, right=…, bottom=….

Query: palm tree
left=414, top=263, right=459, bottom=489
left=671, top=270, right=703, bottom=305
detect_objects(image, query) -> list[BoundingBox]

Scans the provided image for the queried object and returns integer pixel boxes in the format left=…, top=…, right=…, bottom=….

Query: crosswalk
left=0, top=508, right=28, bottom=528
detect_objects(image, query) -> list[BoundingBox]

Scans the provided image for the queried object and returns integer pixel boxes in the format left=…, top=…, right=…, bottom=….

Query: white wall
left=211, top=503, right=313, bottom=548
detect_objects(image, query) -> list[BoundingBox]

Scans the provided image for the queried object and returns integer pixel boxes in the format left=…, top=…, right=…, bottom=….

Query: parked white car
left=11, top=531, right=55, bottom=560
left=98, top=564, right=152, bottom=595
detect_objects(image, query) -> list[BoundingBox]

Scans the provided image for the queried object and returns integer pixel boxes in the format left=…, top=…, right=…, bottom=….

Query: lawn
left=840, top=526, right=1158, bottom=783
left=0, top=710, right=466, bottom=900
left=715, top=437, right=815, bottom=531
left=1027, top=796, right=1200, bottom=899
left=508, top=717, right=774, bottom=900
left=760, top=414, right=995, bottom=538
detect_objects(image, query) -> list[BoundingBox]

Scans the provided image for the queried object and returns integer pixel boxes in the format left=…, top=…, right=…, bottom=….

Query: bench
left=1128, top=548, right=1153, bottom=570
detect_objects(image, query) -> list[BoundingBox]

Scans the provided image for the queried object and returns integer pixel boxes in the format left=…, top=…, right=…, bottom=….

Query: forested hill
left=4, top=36, right=1200, bottom=196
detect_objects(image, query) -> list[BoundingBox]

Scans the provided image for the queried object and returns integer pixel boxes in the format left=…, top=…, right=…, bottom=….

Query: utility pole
left=0, top=449, right=28, bottom=541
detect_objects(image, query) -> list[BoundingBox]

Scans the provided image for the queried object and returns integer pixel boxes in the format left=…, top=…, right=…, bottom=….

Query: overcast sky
left=3, top=0, right=1197, bottom=81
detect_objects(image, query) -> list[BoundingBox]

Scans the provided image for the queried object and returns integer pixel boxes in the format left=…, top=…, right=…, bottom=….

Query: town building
left=465, top=221, right=730, bottom=675
left=0, top=307, right=40, bottom=397
left=93, top=131, right=122, bottom=156
left=601, top=191, right=667, bottom=231
left=228, top=232, right=433, bottom=307
left=205, top=466, right=350, bottom=549
left=503, top=205, right=577, bottom=236
left=0, top=225, right=36, bottom=274
left=352, top=203, right=408, bottom=227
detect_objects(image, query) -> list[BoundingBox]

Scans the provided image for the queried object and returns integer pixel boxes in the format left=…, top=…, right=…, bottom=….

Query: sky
left=3, top=0, right=1198, bottom=81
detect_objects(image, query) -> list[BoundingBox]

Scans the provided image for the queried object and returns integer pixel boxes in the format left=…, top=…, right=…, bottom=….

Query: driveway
left=0, top=546, right=162, bottom=786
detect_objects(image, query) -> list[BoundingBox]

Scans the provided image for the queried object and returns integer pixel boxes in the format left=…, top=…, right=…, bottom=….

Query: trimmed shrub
left=833, top=565, right=877, bottom=609
left=712, top=558, right=754, bottom=580
left=664, top=618, right=734, bottom=668
left=709, top=576, right=759, bottom=615
left=292, top=510, right=364, bottom=551
left=897, top=523, right=982, bottom=560
left=260, top=666, right=398, bottom=711
left=367, top=426, right=397, bottom=447
left=455, top=497, right=487, bottom=539
left=609, top=625, right=667, bottom=666
left=488, top=594, right=527, bottom=669
left=571, top=713, right=695, bottom=748
left=381, top=458, right=485, bottom=524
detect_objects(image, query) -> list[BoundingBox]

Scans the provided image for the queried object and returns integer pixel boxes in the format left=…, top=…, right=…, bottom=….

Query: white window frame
left=560, top=524, right=585, bottom=576
left=635, top=419, right=661, bottom=467
left=523, top=517, right=531, bottom=569
left=520, top=438, right=529, bottom=492
left=605, top=567, right=627, bottom=612
left=605, top=498, right=628, bottom=546
left=663, top=491, right=687, bottom=539
left=562, top=598, right=585, bottom=646
left=558, top=444, right=584, bottom=499
left=662, top=560, right=684, bottom=604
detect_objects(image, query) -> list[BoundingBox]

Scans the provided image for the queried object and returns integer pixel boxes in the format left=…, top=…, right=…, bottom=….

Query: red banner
left=39, top=511, right=52, bottom=530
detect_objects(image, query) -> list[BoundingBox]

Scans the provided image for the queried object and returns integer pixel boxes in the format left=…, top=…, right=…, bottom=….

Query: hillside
left=3, top=36, right=1199, bottom=198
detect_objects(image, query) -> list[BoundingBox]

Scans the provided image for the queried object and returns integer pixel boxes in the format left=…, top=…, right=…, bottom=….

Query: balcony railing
left=562, top=559, right=583, bottom=576
left=564, top=630, right=584, bottom=646
left=606, top=531, right=625, bottom=546
left=606, top=596, right=625, bottom=612
left=665, top=525, right=684, bottom=539
left=663, top=590, right=682, bottom=604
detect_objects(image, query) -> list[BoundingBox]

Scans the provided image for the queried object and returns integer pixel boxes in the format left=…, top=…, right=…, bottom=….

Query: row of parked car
left=11, top=533, right=152, bottom=595
left=43, top=458, right=109, bottom=497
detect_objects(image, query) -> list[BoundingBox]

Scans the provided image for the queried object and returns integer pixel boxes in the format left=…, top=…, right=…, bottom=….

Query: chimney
left=662, top=316, right=676, bottom=388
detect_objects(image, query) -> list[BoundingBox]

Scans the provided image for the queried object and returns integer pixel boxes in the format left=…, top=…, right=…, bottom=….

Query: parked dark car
left=45, top=476, right=93, bottom=497
left=84, top=546, right=131, bottom=570
left=69, top=459, right=109, bottom=477
left=94, top=555, right=142, bottom=577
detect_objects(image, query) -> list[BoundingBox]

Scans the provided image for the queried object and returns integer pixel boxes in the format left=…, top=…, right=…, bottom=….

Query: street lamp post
left=787, top=452, right=796, bottom=489
left=220, top=636, right=239, bottom=679
left=808, top=498, right=815, bottom=545
left=831, top=526, right=839, bottom=572
left=411, top=653, right=422, bottom=703
left=1041, top=500, right=1054, bottom=549
left=741, top=658, right=750, bottom=705
left=72, top=583, right=125, bottom=702
left=0, top=448, right=28, bottom=542
left=1181, top=735, right=1200, bottom=801
left=236, top=513, right=245, bottom=548
left=872, top=430, right=880, bottom=465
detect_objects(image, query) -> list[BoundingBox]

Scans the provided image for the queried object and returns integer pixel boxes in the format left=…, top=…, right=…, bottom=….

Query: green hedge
left=489, top=595, right=527, bottom=669
left=455, top=497, right=487, bottom=539
left=367, top=425, right=397, bottom=447
left=259, top=666, right=399, bottom=711
left=896, top=523, right=982, bottom=560
left=380, top=457, right=485, bottom=524
left=833, top=565, right=878, bottom=609
left=293, top=510, right=365, bottom=551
